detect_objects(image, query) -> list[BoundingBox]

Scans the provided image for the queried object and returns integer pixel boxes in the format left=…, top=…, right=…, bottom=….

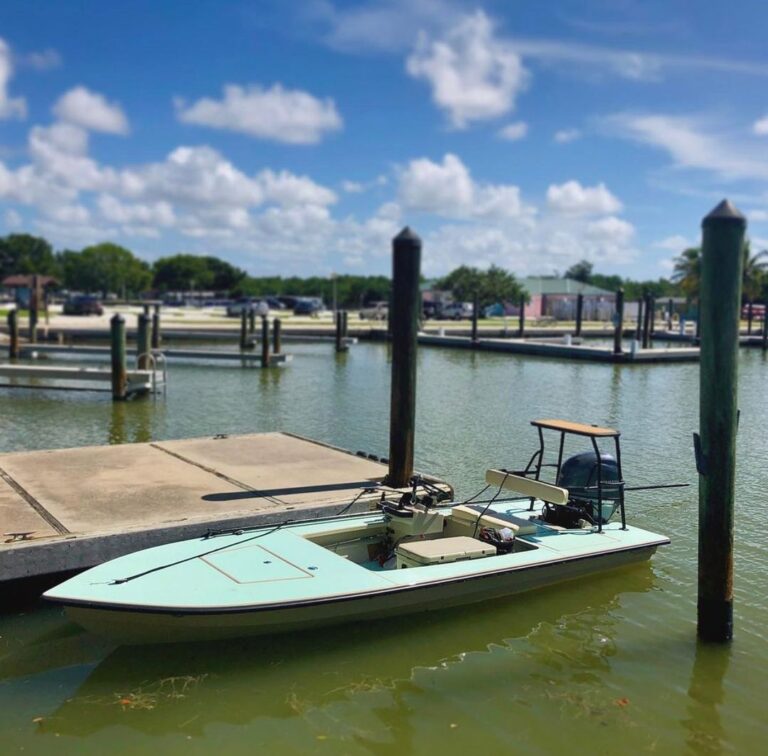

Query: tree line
left=2, top=231, right=766, bottom=308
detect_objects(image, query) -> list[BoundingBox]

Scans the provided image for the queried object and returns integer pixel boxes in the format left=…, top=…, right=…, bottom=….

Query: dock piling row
left=110, top=314, right=127, bottom=401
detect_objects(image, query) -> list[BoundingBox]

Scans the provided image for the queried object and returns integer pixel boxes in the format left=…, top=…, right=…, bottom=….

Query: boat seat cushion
left=396, top=536, right=496, bottom=565
left=450, top=505, right=538, bottom=536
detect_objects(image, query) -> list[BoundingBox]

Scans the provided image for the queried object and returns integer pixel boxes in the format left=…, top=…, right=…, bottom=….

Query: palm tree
left=672, top=241, right=768, bottom=301
left=741, top=241, right=768, bottom=302
left=671, top=247, right=701, bottom=298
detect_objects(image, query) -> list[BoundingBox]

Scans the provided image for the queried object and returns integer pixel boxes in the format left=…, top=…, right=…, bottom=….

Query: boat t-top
left=44, top=419, right=671, bottom=643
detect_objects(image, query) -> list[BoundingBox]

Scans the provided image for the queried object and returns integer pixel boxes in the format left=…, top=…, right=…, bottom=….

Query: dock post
left=518, top=296, right=525, bottom=338
left=642, top=292, right=652, bottom=348
left=386, top=227, right=421, bottom=488
left=575, top=293, right=584, bottom=337
left=137, top=313, right=151, bottom=370
left=635, top=297, right=643, bottom=341
left=471, top=292, right=479, bottom=344
left=273, top=317, right=282, bottom=354
left=143, top=303, right=150, bottom=317
left=747, top=300, right=753, bottom=335
left=762, top=313, right=768, bottom=352
left=248, top=308, right=256, bottom=335
left=29, top=274, right=39, bottom=343
left=668, top=298, right=674, bottom=330
left=110, top=314, right=128, bottom=401
left=151, top=305, right=161, bottom=350
left=613, top=288, right=624, bottom=355
left=261, top=316, right=270, bottom=367
left=650, top=296, right=656, bottom=337
left=335, top=310, right=343, bottom=352
left=7, top=310, right=19, bottom=359
left=239, top=310, right=248, bottom=350
left=697, top=199, right=746, bottom=643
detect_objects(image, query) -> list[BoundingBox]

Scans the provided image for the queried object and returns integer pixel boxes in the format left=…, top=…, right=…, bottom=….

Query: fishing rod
left=624, top=483, right=690, bottom=492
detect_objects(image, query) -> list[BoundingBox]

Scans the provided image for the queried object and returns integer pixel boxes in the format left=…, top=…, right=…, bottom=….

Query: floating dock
left=17, top=343, right=291, bottom=366
left=0, top=433, right=450, bottom=599
left=415, top=334, right=700, bottom=363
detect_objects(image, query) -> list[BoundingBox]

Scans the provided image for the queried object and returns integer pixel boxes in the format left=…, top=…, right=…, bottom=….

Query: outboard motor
left=544, top=451, right=622, bottom=528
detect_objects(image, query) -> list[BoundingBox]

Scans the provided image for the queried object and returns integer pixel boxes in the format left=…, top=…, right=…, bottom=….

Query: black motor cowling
left=551, top=451, right=622, bottom=526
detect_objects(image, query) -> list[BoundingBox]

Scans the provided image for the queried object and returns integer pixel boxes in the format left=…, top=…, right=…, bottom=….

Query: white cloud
left=554, top=128, right=581, bottom=143
left=342, top=180, right=364, bottom=193
left=175, top=84, right=342, bottom=144
left=53, top=86, right=129, bottom=134
left=256, top=169, right=337, bottom=207
left=406, top=11, right=528, bottom=128
left=546, top=181, right=622, bottom=215
left=97, top=195, right=176, bottom=226
left=20, top=49, right=61, bottom=71
left=586, top=216, right=635, bottom=244
left=749, top=209, right=768, bottom=222
left=609, top=112, right=768, bottom=181
left=0, top=38, right=26, bottom=119
left=753, top=115, right=768, bottom=135
left=498, top=121, right=527, bottom=141
left=654, top=234, right=692, bottom=251
left=398, top=153, right=527, bottom=219
left=4, top=208, right=22, bottom=228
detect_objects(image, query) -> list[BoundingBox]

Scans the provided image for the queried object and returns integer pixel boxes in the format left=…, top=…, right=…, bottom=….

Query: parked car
left=226, top=297, right=268, bottom=317
left=293, top=297, right=324, bottom=316
left=437, top=301, right=474, bottom=320
left=359, top=301, right=389, bottom=320
left=62, top=295, right=104, bottom=316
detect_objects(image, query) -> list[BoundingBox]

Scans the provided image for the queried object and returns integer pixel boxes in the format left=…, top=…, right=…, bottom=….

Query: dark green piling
left=137, top=313, right=151, bottom=370
left=697, top=199, right=746, bottom=643
left=635, top=297, right=643, bottom=342
left=518, top=296, right=525, bottom=338
left=273, top=317, right=282, bottom=354
left=110, top=313, right=127, bottom=401
left=29, top=274, right=39, bottom=343
left=668, top=298, right=674, bottom=330
left=575, top=293, right=584, bottom=337
left=239, top=310, right=249, bottom=350
left=248, top=308, right=256, bottom=334
left=261, top=316, right=270, bottom=368
left=7, top=310, right=19, bottom=359
left=747, top=301, right=753, bottom=335
left=642, top=292, right=652, bottom=349
left=151, top=305, right=161, bottom=350
left=613, top=288, right=624, bottom=355
left=335, top=310, right=343, bottom=352
left=471, top=292, right=479, bottom=344
left=386, top=227, right=421, bottom=488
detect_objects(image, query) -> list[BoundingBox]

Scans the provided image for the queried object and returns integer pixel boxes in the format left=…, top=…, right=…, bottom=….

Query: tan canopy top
left=531, top=418, right=619, bottom=438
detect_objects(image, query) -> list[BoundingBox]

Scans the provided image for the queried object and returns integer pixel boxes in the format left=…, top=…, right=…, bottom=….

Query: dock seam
left=149, top=443, right=284, bottom=505
left=0, top=466, right=70, bottom=535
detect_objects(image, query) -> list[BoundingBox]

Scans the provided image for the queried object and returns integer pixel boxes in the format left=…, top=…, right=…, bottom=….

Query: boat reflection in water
left=35, top=566, right=654, bottom=739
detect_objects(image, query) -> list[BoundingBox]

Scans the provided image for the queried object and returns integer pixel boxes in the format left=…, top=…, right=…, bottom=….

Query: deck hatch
left=201, top=544, right=314, bottom=583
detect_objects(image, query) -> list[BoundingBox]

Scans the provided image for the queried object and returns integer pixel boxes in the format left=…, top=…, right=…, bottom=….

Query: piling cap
left=703, top=199, right=746, bottom=228
left=393, top=226, right=421, bottom=245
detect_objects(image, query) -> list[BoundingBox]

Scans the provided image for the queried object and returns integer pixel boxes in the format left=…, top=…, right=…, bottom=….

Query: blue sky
left=2, top=0, right=768, bottom=279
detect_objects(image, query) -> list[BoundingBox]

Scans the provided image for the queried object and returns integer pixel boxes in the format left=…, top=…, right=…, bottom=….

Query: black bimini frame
left=516, top=419, right=627, bottom=533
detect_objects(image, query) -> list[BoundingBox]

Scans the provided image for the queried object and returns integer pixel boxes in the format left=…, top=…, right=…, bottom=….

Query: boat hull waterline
left=45, top=500, right=669, bottom=644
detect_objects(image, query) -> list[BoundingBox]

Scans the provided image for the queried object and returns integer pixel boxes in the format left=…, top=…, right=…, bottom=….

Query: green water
left=1, top=343, right=767, bottom=754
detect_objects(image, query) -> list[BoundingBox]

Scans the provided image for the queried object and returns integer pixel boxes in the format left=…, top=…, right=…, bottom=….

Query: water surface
left=1, top=342, right=766, bottom=753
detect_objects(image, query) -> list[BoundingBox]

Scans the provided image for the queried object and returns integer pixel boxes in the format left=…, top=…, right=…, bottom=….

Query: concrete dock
left=0, top=433, right=450, bottom=597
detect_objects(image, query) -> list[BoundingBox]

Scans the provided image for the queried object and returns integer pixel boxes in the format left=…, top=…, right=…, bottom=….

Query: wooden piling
left=613, top=288, right=624, bottom=355
left=137, top=313, right=151, bottom=370
left=668, top=297, right=674, bottom=330
left=635, top=297, right=643, bottom=341
left=273, top=317, right=282, bottom=354
left=642, top=292, right=652, bottom=349
left=697, top=199, right=746, bottom=643
left=747, top=300, right=753, bottom=335
left=239, top=310, right=248, bottom=350
left=7, top=310, right=19, bottom=359
left=471, top=292, right=479, bottom=344
left=335, top=310, right=343, bottom=352
left=110, top=314, right=127, bottom=401
left=650, top=296, right=656, bottom=336
left=518, top=296, right=525, bottom=338
left=575, top=293, right=584, bottom=337
left=29, top=274, right=39, bottom=343
left=248, top=308, right=256, bottom=334
left=261, top=316, right=270, bottom=368
left=151, top=306, right=161, bottom=350
left=386, top=227, right=421, bottom=488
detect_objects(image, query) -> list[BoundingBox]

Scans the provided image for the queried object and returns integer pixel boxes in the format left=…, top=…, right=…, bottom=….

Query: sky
left=1, top=0, right=768, bottom=280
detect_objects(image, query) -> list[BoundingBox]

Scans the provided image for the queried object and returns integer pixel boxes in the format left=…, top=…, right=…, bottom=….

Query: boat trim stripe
left=48, top=539, right=669, bottom=616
